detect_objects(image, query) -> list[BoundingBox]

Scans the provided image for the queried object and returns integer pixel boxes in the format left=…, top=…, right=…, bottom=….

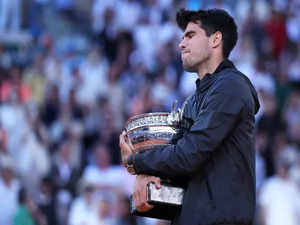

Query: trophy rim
left=133, top=143, right=173, bottom=152
left=126, top=124, right=179, bottom=133
left=125, top=112, right=170, bottom=129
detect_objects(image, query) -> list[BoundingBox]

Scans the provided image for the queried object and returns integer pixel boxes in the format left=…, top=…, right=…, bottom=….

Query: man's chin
left=183, top=64, right=197, bottom=72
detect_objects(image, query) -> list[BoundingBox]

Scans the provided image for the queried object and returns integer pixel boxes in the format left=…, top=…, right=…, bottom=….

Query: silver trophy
left=125, top=101, right=185, bottom=219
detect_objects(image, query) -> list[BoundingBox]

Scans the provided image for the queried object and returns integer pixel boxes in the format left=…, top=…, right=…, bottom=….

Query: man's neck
left=197, top=55, right=224, bottom=80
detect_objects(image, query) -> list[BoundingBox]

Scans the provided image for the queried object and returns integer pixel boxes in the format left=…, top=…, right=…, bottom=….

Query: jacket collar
left=196, top=59, right=235, bottom=93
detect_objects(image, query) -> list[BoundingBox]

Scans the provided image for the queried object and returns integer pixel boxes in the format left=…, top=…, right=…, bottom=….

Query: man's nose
left=178, top=40, right=186, bottom=50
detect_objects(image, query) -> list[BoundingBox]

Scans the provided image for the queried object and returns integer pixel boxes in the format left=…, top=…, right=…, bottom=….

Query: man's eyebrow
left=182, top=30, right=196, bottom=39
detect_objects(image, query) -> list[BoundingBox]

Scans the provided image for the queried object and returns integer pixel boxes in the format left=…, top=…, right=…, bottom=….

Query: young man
left=120, top=8, right=260, bottom=225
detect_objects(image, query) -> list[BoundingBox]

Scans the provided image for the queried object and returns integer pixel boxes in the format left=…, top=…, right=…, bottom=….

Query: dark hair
left=176, top=8, right=238, bottom=58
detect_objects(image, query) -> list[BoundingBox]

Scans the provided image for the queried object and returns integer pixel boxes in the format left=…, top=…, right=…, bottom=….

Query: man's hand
left=133, top=175, right=161, bottom=212
left=119, top=131, right=134, bottom=167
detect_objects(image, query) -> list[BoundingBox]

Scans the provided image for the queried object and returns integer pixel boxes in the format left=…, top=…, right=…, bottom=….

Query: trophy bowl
left=125, top=112, right=181, bottom=153
left=124, top=109, right=185, bottom=220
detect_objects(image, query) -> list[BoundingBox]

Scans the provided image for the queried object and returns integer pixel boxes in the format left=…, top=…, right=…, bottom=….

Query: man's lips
left=182, top=50, right=190, bottom=55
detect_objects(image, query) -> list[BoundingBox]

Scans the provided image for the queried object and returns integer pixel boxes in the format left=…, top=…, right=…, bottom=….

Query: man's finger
left=136, top=186, right=153, bottom=212
left=137, top=202, right=153, bottom=212
left=126, top=133, right=134, bottom=147
left=133, top=175, right=159, bottom=212
left=119, top=132, right=125, bottom=147
left=135, top=180, right=147, bottom=211
left=120, top=135, right=129, bottom=153
left=153, top=177, right=161, bottom=189
left=135, top=190, right=145, bottom=212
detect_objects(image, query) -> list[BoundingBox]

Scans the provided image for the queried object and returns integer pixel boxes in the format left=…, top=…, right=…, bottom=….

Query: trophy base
left=130, top=181, right=184, bottom=220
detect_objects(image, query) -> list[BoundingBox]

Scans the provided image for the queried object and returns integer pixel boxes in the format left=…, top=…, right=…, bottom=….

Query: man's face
left=179, top=22, right=211, bottom=72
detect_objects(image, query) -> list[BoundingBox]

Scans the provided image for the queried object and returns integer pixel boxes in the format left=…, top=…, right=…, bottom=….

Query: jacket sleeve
left=133, top=79, right=245, bottom=178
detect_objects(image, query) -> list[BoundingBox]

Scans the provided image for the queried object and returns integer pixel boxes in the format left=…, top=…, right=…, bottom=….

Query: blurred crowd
left=0, top=0, right=300, bottom=225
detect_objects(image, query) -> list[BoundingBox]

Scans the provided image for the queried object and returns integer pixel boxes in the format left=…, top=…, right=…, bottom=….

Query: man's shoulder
left=217, top=67, right=248, bottom=84
left=214, top=68, right=254, bottom=95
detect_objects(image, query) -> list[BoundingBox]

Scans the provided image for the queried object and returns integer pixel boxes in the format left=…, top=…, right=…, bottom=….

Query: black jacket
left=133, top=60, right=260, bottom=225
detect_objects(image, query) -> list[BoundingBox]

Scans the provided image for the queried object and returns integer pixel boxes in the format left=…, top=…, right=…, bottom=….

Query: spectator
left=23, top=54, right=47, bottom=104
left=36, top=176, right=58, bottom=225
left=0, top=127, right=8, bottom=157
left=14, top=187, right=47, bottom=225
left=96, top=196, right=116, bottom=225
left=51, top=139, right=81, bottom=197
left=282, top=90, right=300, bottom=144
left=91, top=0, right=117, bottom=34
left=258, top=149, right=300, bottom=225
left=264, top=10, right=287, bottom=60
left=14, top=188, right=36, bottom=225
left=255, top=129, right=267, bottom=193
left=77, top=48, right=109, bottom=105
left=114, top=194, right=137, bottom=225
left=0, top=66, right=32, bottom=104
left=288, top=49, right=300, bottom=83
left=40, top=84, right=60, bottom=128
left=68, top=180, right=99, bottom=225
left=82, top=143, right=134, bottom=196
left=16, top=130, right=50, bottom=193
left=115, top=0, right=142, bottom=32
left=0, top=155, right=20, bottom=225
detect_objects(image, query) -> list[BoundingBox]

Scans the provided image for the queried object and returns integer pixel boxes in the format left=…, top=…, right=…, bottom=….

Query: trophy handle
left=171, top=100, right=177, bottom=115
left=168, top=100, right=182, bottom=125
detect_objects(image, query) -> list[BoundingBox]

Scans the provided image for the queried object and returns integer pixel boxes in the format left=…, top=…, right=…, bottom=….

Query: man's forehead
left=184, top=22, right=202, bottom=34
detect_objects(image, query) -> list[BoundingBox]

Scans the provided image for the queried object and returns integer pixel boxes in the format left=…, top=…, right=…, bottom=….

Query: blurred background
left=0, top=0, right=300, bottom=225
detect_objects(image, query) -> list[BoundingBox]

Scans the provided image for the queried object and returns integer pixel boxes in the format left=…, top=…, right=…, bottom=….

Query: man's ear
left=210, top=31, right=222, bottom=49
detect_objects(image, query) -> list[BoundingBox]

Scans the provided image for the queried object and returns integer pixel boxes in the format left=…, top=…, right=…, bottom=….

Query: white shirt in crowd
left=68, top=196, right=99, bottom=225
left=0, top=178, right=20, bottom=225
left=82, top=165, right=134, bottom=195
left=259, top=176, right=300, bottom=225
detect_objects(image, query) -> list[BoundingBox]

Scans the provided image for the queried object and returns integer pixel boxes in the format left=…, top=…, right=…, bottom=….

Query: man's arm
left=130, top=80, right=246, bottom=178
